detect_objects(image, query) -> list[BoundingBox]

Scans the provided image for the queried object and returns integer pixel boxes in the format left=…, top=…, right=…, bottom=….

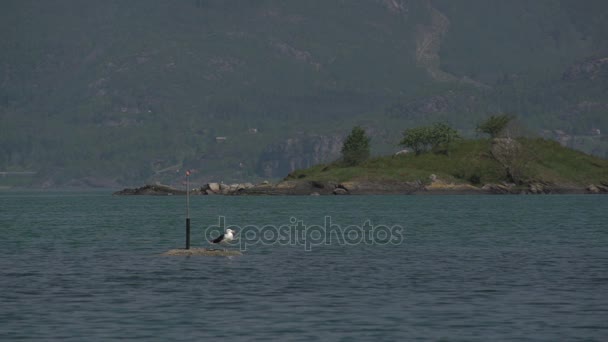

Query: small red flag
left=186, top=170, right=191, bottom=176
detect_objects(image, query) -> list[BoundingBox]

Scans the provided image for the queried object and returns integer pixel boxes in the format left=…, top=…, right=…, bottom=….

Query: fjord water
left=1, top=192, right=607, bottom=341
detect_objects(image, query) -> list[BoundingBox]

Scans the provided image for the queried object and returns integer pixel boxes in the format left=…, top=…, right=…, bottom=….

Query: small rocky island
left=114, top=131, right=608, bottom=196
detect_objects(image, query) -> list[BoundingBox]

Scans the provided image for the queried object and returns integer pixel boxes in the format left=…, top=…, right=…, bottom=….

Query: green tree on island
left=341, top=126, right=371, bottom=166
left=476, top=114, right=514, bottom=138
left=400, top=123, right=460, bottom=155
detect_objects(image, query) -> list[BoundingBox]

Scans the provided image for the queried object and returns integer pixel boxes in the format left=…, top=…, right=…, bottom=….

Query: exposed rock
left=528, top=183, right=545, bottom=194
left=394, top=149, right=411, bottom=156
left=379, top=0, right=409, bottom=15
left=199, top=182, right=257, bottom=195
left=425, top=177, right=481, bottom=193
left=562, top=57, right=608, bottom=81
left=587, top=184, right=608, bottom=194
left=219, top=183, right=230, bottom=194
left=481, top=183, right=512, bottom=194
left=275, top=181, right=298, bottom=189
left=257, top=134, right=344, bottom=178
left=415, top=2, right=454, bottom=82
left=116, top=179, right=599, bottom=196
left=339, top=180, right=422, bottom=194
left=271, top=41, right=320, bottom=69
left=233, top=180, right=332, bottom=196
left=333, top=188, right=349, bottom=195
left=208, top=182, right=220, bottom=192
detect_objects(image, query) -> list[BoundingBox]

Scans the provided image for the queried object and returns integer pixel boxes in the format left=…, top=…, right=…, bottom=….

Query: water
left=1, top=192, right=607, bottom=341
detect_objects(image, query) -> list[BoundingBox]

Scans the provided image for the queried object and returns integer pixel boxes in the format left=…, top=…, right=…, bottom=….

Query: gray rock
left=529, top=183, right=544, bottom=194
left=597, top=185, right=608, bottom=193
left=208, top=182, right=220, bottom=193
left=481, top=183, right=510, bottom=194
left=333, top=188, right=349, bottom=195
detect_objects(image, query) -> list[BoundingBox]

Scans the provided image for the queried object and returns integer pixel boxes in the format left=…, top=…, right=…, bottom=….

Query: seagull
left=211, top=229, right=236, bottom=251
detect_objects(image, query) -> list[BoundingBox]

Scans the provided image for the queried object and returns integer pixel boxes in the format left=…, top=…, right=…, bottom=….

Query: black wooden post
left=185, top=170, right=191, bottom=249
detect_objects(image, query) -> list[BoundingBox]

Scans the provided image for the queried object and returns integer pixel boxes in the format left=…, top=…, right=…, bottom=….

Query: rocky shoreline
left=113, top=177, right=608, bottom=196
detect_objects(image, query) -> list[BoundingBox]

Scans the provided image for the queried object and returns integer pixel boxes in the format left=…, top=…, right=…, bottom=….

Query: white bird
left=211, top=229, right=235, bottom=250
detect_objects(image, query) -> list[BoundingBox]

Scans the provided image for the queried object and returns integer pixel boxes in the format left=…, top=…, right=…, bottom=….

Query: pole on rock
left=185, top=170, right=191, bottom=250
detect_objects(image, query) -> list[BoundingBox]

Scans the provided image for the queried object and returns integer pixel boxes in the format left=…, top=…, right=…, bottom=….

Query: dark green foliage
left=399, top=126, right=431, bottom=155
left=431, top=123, right=461, bottom=155
left=400, top=123, right=460, bottom=155
left=341, top=126, right=371, bottom=166
left=477, top=114, right=514, bottom=138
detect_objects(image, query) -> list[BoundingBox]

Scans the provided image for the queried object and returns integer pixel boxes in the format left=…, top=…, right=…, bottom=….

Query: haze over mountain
left=1, top=0, right=607, bottom=187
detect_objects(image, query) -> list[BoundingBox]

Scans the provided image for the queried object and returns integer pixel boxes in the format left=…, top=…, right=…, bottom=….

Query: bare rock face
left=379, top=0, right=409, bottom=15
left=257, top=134, right=344, bottom=179
left=562, top=57, right=608, bottom=81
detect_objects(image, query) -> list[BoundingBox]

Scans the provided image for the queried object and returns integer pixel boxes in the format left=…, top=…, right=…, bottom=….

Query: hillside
left=276, top=138, right=608, bottom=194
left=1, top=0, right=608, bottom=188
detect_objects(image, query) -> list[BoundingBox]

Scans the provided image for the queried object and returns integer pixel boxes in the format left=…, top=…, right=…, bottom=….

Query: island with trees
left=115, top=115, right=608, bottom=196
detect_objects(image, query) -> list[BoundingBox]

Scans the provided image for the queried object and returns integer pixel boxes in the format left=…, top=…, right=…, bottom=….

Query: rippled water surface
left=1, top=192, right=607, bottom=341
